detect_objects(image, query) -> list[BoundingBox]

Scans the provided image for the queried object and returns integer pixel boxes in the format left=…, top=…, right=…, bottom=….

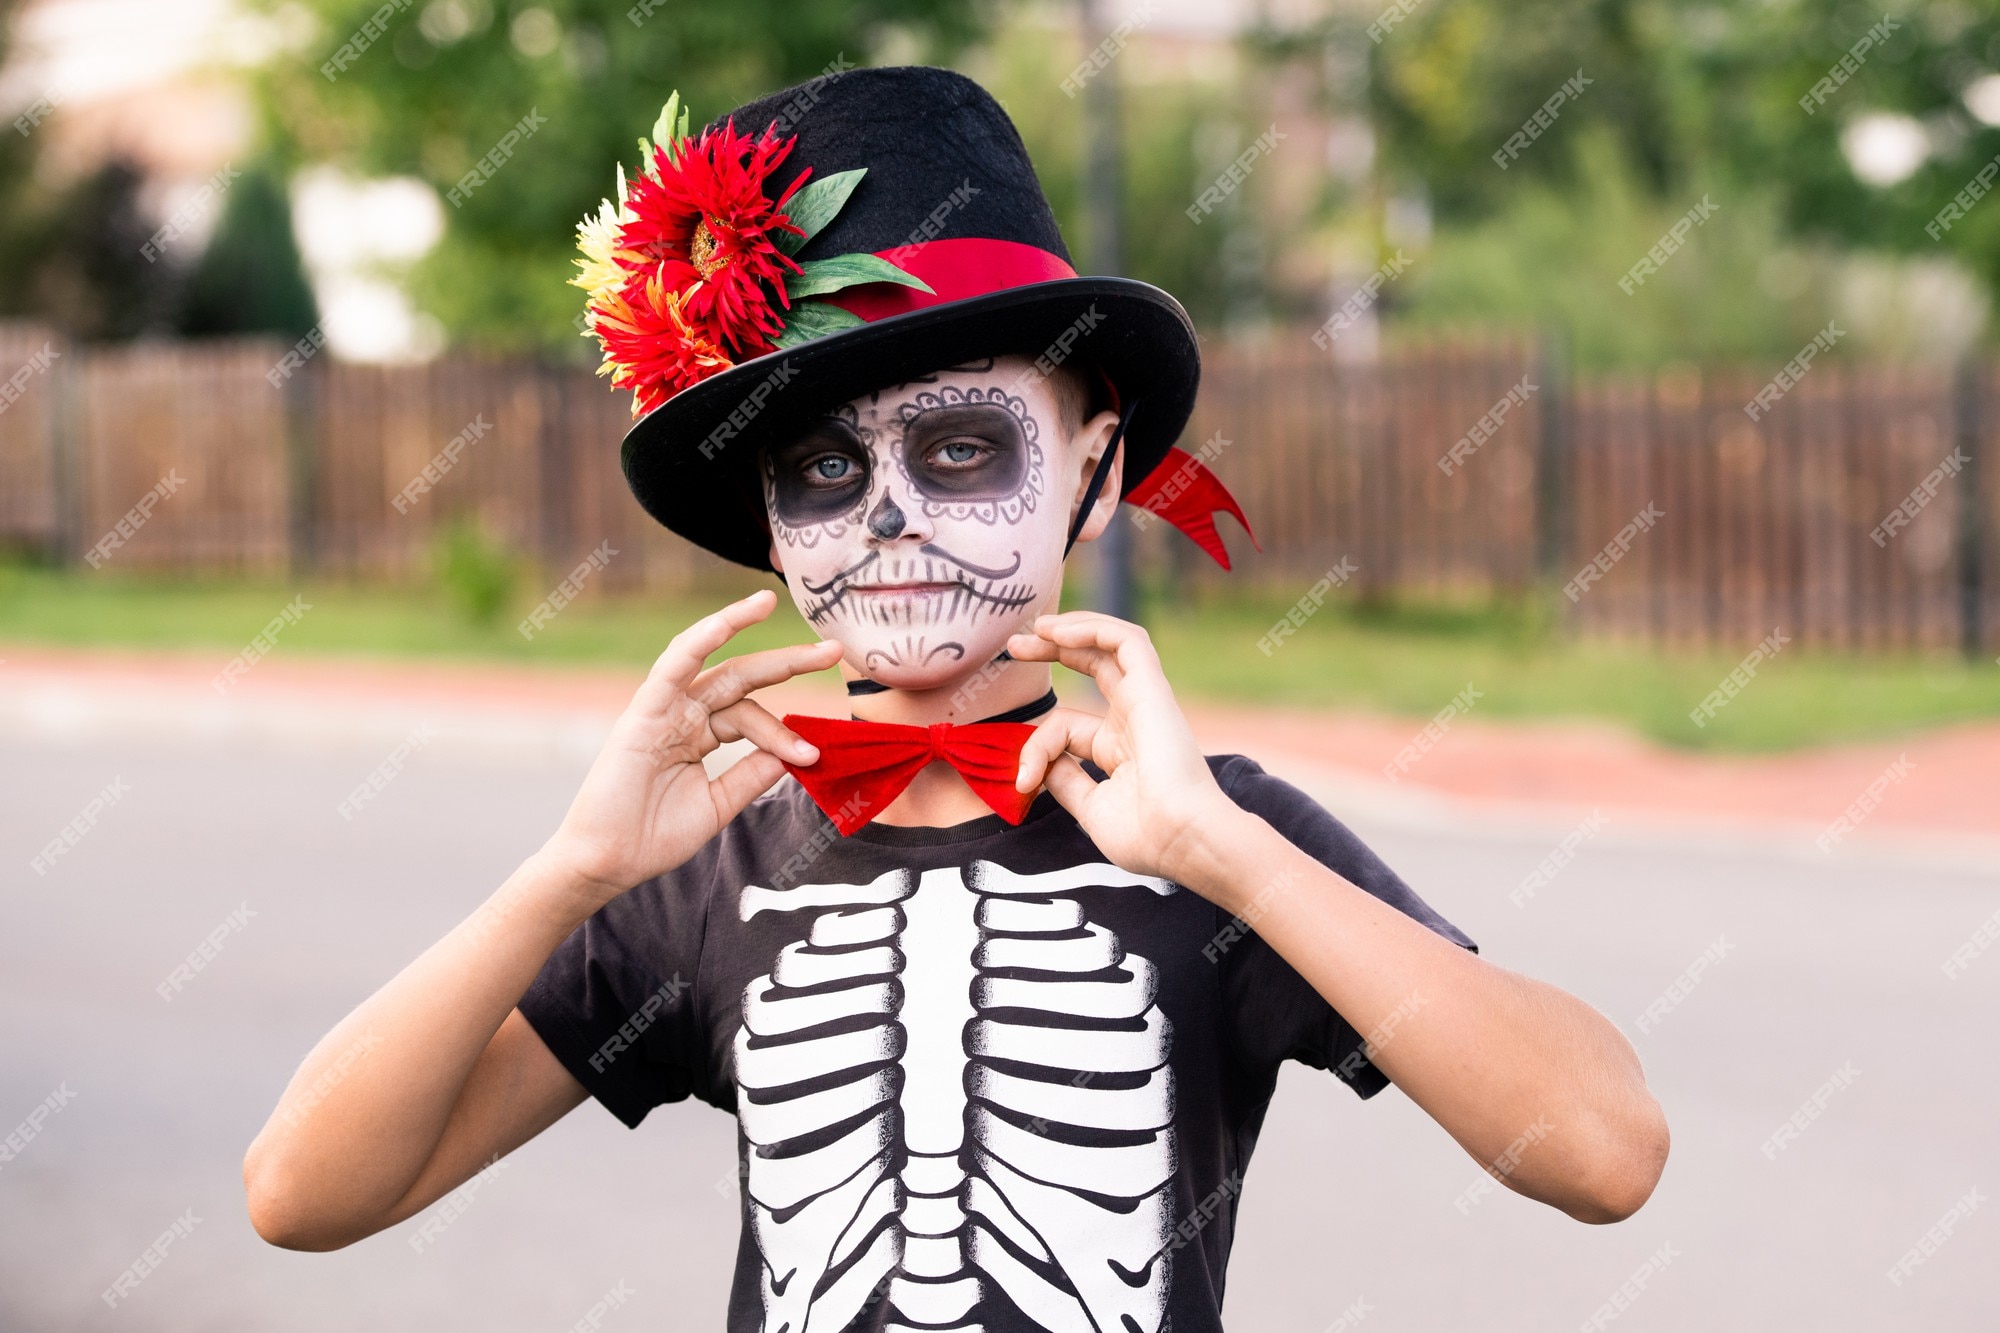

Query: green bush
left=431, top=516, right=519, bottom=626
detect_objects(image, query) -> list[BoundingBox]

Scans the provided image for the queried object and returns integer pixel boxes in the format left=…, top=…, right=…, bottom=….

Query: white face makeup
left=762, top=355, right=1089, bottom=692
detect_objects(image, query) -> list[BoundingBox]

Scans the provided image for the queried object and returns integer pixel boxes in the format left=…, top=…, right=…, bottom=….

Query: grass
left=2, top=561, right=1996, bottom=752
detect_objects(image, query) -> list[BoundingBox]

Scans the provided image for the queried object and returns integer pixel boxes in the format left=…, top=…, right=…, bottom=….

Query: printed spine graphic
left=735, top=860, right=1180, bottom=1332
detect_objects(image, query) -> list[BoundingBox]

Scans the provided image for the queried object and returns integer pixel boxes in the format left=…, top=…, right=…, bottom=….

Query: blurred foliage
left=431, top=514, right=521, bottom=624
left=177, top=160, right=322, bottom=340
left=246, top=0, right=992, bottom=354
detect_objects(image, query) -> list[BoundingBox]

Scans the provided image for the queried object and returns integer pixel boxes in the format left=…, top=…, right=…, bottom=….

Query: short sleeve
left=1210, top=753, right=1477, bottom=1099
left=516, top=850, right=717, bottom=1129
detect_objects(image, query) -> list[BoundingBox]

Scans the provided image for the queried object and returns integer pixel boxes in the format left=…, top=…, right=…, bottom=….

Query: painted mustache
left=799, top=544, right=1037, bottom=626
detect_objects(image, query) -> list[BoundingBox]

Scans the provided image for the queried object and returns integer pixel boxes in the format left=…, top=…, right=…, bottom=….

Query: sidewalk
left=4, top=642, right=1994, bottom=852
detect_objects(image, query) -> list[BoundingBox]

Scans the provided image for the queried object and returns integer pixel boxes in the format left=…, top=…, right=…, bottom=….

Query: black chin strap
left=844, top=398, right=1139, bottom=700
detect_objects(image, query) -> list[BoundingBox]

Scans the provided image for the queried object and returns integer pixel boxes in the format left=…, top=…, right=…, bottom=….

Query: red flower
left=590, top=269, right=734, bottom=418
left=615, top=118, right=809, bottom=359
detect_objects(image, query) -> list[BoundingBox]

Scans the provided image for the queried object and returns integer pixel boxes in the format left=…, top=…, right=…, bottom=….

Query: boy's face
left=761, top=354, right=1104, bottom=693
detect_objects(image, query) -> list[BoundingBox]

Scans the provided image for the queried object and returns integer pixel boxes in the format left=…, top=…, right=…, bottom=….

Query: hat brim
left=618, top=276, right=1200, bottom=573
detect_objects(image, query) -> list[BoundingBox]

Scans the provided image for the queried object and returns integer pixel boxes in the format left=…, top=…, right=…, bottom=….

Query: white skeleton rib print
left=734, top=859, right=1181, bottom=1333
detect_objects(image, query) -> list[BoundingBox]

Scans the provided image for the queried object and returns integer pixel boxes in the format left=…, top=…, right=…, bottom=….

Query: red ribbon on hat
left=780, top=713, right=1039, bottom=835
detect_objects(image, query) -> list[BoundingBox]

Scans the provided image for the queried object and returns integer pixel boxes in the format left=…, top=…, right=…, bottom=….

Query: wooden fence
left=1, top=323, right=1992, bottom=653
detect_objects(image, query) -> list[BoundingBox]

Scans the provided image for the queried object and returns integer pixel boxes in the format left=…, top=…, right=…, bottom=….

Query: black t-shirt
left=520, top=753, right=1475, bottom=1333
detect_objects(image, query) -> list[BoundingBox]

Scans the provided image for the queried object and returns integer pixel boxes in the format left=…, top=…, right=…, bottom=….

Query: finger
left=636, top=589, right=780, bottom=708
left=1004, top=633, right=1123, bottom=694
left=708, top=748, right=790, bottom=824
left=709, top=698, right=820, bottom=765
left=1028, top=612, right=1173, bottom=704
left=1041, top=752, right=1099, bottom=814
left=1015, top=707, right=1105, bottom=793
left=688, top=638, right=845, bottom=714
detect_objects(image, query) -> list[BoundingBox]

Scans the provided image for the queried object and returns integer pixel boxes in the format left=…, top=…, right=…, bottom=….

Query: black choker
left=845, top=687, right=1058, bottom=725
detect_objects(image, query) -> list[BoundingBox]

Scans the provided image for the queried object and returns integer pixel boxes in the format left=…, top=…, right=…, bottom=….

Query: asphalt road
left=2, top=723, right=1996, bottom=1333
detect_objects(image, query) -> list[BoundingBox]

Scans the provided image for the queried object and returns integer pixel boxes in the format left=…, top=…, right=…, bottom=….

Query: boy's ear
left=1066, top=407, right=1125, bottom=546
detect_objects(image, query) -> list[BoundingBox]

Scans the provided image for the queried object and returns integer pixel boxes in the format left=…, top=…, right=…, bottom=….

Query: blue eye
left=936, top=440, right=982, bottom=464
left=809, top=455, right=855, bottom=481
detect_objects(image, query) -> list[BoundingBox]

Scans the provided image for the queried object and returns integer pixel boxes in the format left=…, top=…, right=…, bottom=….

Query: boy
left=244, top=66, right=1667, bottom=1332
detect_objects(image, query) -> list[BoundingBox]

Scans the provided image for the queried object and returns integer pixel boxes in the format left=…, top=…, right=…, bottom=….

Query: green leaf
left=783, top=253, right=935, bottom=300
left=650, top=92, right=687, bottom=164
left=773, top=300, right=867, bottom=349
left=775, top=168, right=866, bottom=255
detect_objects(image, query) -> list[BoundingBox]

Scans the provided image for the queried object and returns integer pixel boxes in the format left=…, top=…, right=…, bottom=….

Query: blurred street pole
left=1079, top=0, right=1135, bottom=624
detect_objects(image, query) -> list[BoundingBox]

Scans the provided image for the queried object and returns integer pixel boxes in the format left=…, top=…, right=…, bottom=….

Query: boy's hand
left=541, top=589, right=844, bottom=910
left=1007, top=611, right=1236, bottom=885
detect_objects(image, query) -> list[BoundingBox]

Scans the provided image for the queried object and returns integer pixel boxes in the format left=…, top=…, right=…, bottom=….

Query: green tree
left=175, top=159, right=321, bottom=340
left=249, top=0, right=990, bottom=353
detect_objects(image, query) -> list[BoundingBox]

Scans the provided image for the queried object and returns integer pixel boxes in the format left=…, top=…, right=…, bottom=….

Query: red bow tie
left=780, top=713, right=1040, bottom=835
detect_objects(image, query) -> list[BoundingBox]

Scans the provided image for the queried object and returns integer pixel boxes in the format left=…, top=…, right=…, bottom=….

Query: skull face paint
left=762, top=356, right=1073, bottom=690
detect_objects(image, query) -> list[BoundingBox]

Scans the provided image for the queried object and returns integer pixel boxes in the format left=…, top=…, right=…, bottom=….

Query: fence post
left=48, top=334, right=82, bottom=565
left=283, top=354, right=321, bottom=576
left=1955, top=357, right=1986, bottom=661
left=1533, top=329, right=1571, bottom=611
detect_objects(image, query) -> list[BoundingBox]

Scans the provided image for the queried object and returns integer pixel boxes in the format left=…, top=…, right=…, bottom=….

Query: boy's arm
left=244, top=591, right=843, bottom=1250
left=1009, top=612, right=1670, bottom=1225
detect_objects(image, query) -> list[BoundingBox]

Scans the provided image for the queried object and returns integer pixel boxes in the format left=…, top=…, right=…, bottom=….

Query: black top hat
left=604, top=65, right=1202, bottom=573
